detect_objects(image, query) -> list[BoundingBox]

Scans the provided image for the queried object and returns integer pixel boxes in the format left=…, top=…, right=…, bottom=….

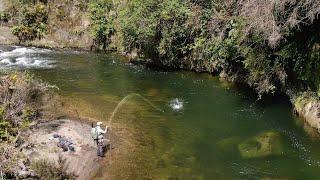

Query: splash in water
left=169, top=98, right=184, bottom=111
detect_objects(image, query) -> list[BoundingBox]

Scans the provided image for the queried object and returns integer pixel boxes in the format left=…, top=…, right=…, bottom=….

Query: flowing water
left=1, top=45, right=320, bottom=179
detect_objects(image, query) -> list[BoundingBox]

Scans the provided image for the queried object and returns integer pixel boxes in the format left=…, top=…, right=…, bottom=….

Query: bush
left=0, top=72, right=56, bottom=178
left=0, top=11, right=10, bottom=22
left=0, top=107, right=11, bottom=141
left=11, top=3, right=48, bottom=43
left=88, top=0, right=115, bottom=51
left=109, top=0, right=320, bottom=97
left=0, top=72, right=53, bottom=142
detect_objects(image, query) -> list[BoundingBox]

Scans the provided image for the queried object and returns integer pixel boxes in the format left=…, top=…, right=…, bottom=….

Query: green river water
left=1, top=46, right=320, bottom=179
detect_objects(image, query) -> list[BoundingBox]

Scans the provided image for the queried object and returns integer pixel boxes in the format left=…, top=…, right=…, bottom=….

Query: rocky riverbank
left=1, top=119, right=99, bottom=179
left=291, top=91, right=320, bottom=135
left=1, top=117, right=133, bottom=180
left=20, top=119, right=102, bottom=179
left=0, top=72, right=125, bottom=179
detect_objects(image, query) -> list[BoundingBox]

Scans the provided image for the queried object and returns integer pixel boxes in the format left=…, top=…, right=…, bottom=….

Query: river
left=1, top=46, right=320, bottom=179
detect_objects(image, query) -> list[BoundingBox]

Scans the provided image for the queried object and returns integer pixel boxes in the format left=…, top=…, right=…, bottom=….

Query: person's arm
left=97, top=126, right=107, bottom=134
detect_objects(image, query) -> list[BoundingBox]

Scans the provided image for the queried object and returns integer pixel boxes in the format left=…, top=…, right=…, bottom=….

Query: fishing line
left=106, top=93, right=164, bottom=164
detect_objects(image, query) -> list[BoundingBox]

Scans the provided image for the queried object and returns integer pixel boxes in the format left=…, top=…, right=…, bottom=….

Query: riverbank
left=0, top=27, right=319, bottom=137
left=1, top=0, right=319, bottom=124
left=0, top=71, right=131, bottom=179
left=0, top=26, right=92, bottom=51
left=1, top=117, right=133, bottom=179
left=3, top=119, right=102, bottom=179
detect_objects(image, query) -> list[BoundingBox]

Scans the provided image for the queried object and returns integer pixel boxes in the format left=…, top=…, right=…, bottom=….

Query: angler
left=91, top=121, right=110, bottom=157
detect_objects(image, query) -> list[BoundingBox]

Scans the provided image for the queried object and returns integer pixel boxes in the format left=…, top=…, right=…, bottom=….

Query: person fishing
left=91, top=121, right=109, bottom=157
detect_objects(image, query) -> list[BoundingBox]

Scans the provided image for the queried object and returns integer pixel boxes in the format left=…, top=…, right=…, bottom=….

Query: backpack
left=91, top=127, right=98, bottom=140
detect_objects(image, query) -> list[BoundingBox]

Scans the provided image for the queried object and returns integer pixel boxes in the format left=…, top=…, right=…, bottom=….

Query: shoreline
left=1, top=118, right=104, bottom=179
left=0, top=42, right=319, bottom=137
left=2, top=117, right=130, bottom=179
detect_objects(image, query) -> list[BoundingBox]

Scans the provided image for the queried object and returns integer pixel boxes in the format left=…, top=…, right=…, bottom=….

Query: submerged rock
left=216, top=136, right=242, bottom=152
left=238, top=131, right=283, bottom=159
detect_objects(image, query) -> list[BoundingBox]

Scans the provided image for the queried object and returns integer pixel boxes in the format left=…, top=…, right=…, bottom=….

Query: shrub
left=0, top=106, right=11, bottom=141
left=88, top=0, right=115, bottom=51
left=11, top=3, right=48, bottom=43
left=0, top=11, right=10, bottom=22
left=0, top=72, right=54, bottom=141
left=31, top=157, right=76, bottom=180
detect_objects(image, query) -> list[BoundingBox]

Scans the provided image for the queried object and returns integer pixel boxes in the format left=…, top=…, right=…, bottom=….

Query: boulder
left=238, top=131, right=283, bottom=159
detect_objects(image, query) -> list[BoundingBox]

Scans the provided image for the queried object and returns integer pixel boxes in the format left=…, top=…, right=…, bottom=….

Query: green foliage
left=0, top=72, right=52, bottom=142
left=110, top=0, right=320, bottom=97
left=116, top=0, right=159, bottom=56
left=0, top=106, right=11, bottom=141
left=157, top=0, right=191, bottom=66
left=115, top=0, right=193, bottom=65
left=243, top=50, right=277, bottom=94
left=12, top=3, right=48, bottom=43
left=88, top=0, right=115, bottom=51
left=0, top=11, right=10, bottom=22
left=7, top=0, right=320, bottom=97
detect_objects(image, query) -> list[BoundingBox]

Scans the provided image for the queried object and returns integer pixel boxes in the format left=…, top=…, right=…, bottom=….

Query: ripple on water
left=279, top=128, right=320, bottom=167
left=0, top=47, right=55, bottom=69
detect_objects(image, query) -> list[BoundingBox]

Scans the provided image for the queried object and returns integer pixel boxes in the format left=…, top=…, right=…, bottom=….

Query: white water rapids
left=0, top=46, right=55, bottom=69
